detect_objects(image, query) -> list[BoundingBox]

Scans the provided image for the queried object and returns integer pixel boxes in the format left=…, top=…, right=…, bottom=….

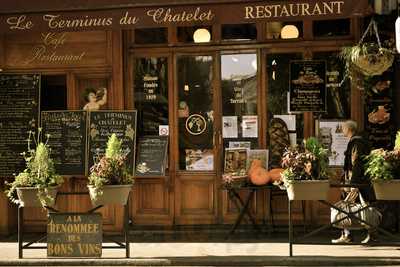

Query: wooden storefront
left=0, top=0, right=371, bottom=234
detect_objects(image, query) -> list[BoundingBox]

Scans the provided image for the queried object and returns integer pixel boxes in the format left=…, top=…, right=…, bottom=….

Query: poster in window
left=224, top=148, right=247, bottom=176
left=185, top=149, right=213, bottom=171
left=246, top=149, right=268, bottom=171
left=242, top=115, right=258, bottom=138
left=222, top=116, right=238, bottom=138
left=317, top=120, right=350, bottom=166
left=289, top=60, right=327, bottom=112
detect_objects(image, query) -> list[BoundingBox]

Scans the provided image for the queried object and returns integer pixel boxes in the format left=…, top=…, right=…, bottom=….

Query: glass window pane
left=313, top=19, right=350, bottom=37
left=313, top=52, right=350, bottom=119
left=135, top=28, right=168, bottom=44
left=266, top=21, right=303, bottom=40
left=221, top=53, right=258, bottom=149
left=134, top=57, right=169, bottom=136
left=267, top=53, right=303, bottom=168
left=177, top=55, right=214, bottom=170
left=177, top=26, right=212, bottom=43
left=221, top=24, right=257, bottom=41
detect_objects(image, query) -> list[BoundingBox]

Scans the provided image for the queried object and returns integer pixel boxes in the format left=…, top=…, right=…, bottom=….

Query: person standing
left=331, top=120, right=375, bottom=244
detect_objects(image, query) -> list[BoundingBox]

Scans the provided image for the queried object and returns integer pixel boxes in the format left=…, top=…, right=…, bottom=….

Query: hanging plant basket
left=341, top=19, right=394, bottom=77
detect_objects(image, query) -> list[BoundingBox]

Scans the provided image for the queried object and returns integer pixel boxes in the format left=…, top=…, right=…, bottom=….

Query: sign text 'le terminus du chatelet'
left=0, top=1, right=367, bottom=33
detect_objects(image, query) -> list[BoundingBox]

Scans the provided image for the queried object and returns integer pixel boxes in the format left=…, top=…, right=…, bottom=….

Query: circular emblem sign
left=185, top=114, right=207, bottom=135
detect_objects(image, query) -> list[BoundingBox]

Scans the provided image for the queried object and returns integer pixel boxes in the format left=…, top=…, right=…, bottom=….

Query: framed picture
left=246, top=149, right=269, bottom=171
left=224, top=148, right=248, bottom=176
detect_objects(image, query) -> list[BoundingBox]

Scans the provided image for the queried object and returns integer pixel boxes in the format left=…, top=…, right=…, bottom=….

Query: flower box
left=286, top=180, right=330, bottom=201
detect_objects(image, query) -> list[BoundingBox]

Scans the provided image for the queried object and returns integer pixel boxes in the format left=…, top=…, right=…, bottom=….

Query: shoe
left=361, top=233, right=378, bottom=244
left=331, top=234, right=353, bottom=244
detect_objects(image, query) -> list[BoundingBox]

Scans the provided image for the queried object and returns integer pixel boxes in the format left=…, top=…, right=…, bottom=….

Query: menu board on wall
left=289, top=60, right=326, bottom=112
left=0, top=74, right=40, bottom=177
left=135, top=136, right=168, bottom=177
left=88, top=111, right=137, bottom=173
left=41, top=111, right=87, bottom=175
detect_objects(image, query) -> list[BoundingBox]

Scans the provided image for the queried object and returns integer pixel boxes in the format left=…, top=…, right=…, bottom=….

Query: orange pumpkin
left=248, top=160, right=284, bottom=186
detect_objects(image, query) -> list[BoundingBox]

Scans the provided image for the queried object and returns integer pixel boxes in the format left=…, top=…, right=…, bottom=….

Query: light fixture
left=280, top=25, right=299, bottom=39
left=251, top=59, right=257, bottom=71
left=193, top=28, right=211, bottom=43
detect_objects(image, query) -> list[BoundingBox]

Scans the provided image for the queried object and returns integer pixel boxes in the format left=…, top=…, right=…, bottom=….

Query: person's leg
left=332, top=229, right=352, bottom=243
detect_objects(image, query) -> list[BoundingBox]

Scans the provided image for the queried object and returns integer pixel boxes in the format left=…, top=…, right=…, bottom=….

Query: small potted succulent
left=87, top=134, right=134, bottom=206
left=365, top=131, right=400, bottom=200
left=281, top=137, right=330, bottom=201
left=5, top=129, right=63, bottom=208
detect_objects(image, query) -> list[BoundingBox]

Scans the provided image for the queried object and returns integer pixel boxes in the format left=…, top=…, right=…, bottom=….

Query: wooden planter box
left=373, top=180, right=400, bottom=200
left=88, top=184, right=132, bottom=206
left=16, top=186, right=58, bottom=207
left=286, top=180, right=330, bottom=201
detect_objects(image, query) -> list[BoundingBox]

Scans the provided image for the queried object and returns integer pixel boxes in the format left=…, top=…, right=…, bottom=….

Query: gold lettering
left=322, top=2, right=334, bottom=14
left=147, top=7, right=214, bottom=23
left=256, top=6, right=265, bottom=18
left=245, top=6, right=254, bottom=19
left=43, top=14, right=113, bottom=29
left=7, top=15, right=34, bottom=30
left=289, top=4, right=300, bottom=16
left=301, top=3, right=311, bottom=16
left=312, top=3, right=322, bottom=15
left=335, top=1, right=344, bottom=14
left=119, top=11, right=139, bottom=25
left=264, top=6, right=272, bottom=18
left=280, top=5, right=290, bottom=17
left=271, top=5, right=279, bottom=17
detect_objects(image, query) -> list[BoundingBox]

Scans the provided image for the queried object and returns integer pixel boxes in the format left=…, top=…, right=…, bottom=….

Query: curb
left=1, top=256, right=400, bottom=266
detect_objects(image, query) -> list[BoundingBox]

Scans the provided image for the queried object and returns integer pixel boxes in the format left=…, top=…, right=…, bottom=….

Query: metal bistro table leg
left=18, top=205, right=23, bottom=259
left=289, top=199, right=293, bottom=257
left=124, top=200, right=130, bottom=258
left=227, top=189, right=256, bottom=237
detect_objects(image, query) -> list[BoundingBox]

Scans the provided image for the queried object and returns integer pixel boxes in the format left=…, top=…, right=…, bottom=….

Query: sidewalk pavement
left=0, top=241, right=399, bottom=266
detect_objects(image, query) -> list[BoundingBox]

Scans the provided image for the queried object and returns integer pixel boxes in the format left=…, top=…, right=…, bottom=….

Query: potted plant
left=281, top=137, right=330, bottom=201
left=340, top=19, right=394, bottom=78
left=5, top=129, right=64, bottom=208
left=365, top=131, right=400, bottom=200
left=87, top=134, right=134, bottom=206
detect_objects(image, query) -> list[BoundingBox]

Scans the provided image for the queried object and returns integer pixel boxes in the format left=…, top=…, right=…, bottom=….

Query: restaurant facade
left=0, top=0, right=395, bottom=234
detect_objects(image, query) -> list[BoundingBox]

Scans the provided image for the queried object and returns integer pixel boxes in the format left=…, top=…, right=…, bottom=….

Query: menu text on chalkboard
left=88, top=111, right=137, bottom=173
left=0, top=74, right=40, bottom=177
left=135, top=136, right=168, bottom=177
left=41, top=111, right=87, bottom=175
left=289, top=60, right=326, bottom=112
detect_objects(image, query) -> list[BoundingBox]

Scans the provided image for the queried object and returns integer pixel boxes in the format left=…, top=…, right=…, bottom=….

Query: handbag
left=331, top=200, right=364, bottom=230
left=330, top=193, right=382, bottom=230
left=359, top=194, right=382, bottom=229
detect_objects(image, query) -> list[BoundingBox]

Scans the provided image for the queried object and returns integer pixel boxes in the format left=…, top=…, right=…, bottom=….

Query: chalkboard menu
left=0, top=74, right=40, bottom=177
left=289, top=60, right=326, bottom=112
left=88, top=111, right=137, bottom=173
left=135, top=136, right=168, bottom=177
left=41, top=111, right=87, bottom=175
left=47, top=213, right=102, bottom=257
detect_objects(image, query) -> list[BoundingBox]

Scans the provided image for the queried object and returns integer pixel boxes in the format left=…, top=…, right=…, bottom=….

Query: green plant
left=395, top=130, right=400, bottom=151
left=281, top=138, right=329, bottom=186
left=88, top=134, right=133, bottom=199
left=5, top=129, right=63, bottom=205
left=365, top=149, right=394, bottom=182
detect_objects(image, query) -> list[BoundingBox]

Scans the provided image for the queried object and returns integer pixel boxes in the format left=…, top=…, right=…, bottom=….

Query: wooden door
left=174, top=54, right=221, bottom=224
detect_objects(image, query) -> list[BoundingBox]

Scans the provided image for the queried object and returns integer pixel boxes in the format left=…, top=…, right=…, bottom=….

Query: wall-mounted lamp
left=280, top=25, right=299, bottom=39
left=193, top=28, right=211, bottom=43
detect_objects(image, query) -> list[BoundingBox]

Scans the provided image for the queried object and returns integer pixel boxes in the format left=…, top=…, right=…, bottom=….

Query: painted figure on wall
left=83, top=87, right=107, bottom=111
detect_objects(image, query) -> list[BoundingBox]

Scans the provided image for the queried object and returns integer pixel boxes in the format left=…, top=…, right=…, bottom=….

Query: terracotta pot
left=373, top=180, right=400, bottom=200
left=88, top=184, right=132, bottom=206
left=16, top=186, right=58, bottom=207
left=286, top=180, right=330, bottom=201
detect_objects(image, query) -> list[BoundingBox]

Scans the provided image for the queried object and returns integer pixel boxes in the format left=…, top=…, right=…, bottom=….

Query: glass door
left=177, top=55, right=215, bottom=172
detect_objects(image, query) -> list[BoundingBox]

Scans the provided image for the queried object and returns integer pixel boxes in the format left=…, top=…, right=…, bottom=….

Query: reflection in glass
left=313, top=52, right=350, bottom=119
left=177, top=55, right=214, bottom=170
left=134, top=57, right=169, bottom=136
left=267, top=53, right=303, bottom=147
left=221, top=54, right=258, bottom=149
